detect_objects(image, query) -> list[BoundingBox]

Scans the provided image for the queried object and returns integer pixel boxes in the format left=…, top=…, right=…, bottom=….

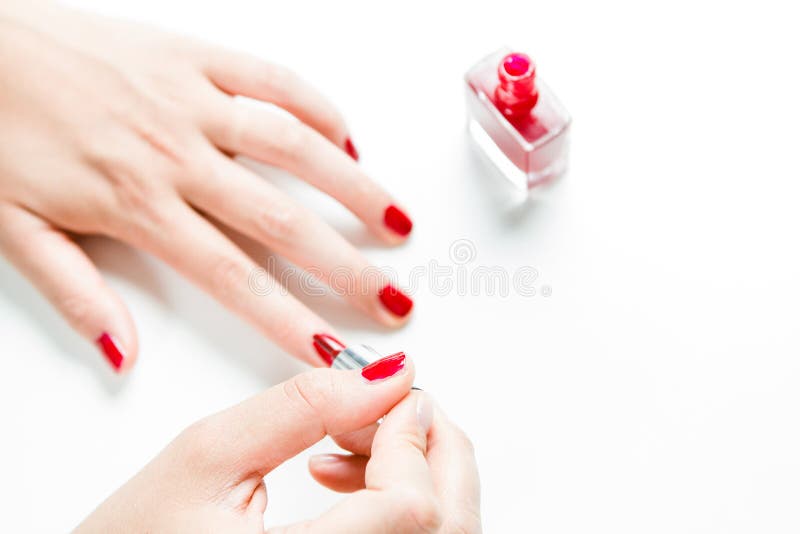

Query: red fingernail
left=96, top=332, right=125, bottom=372
left=362, top=352, right=406, bottom=381
left=344, top=137, right=359, bottom=161
left=378, top=284, right=414, bottom=317
left=313, top=333, right=346, bottom=366
left=384, top=205, right=413, bottom=237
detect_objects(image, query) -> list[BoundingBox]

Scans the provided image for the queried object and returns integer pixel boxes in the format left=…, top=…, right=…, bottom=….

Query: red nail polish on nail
left=313, top=333, right=346, bottom=366
left=378, top=284, right=414, bottom=317
left=384, top=205, right=413, bottom=237
left=361, top=352, right=406, bottom=381
left=96, top=332, right=124, bottom=372
left=344, top=137, right=359, bottom=161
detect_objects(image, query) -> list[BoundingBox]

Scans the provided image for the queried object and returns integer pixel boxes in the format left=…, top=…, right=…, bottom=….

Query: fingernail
left=313, top=333, right=346, bottom=366
left=384, top=205, right=413, bottom=237
left=378, top=284, right=414, bottom=317
left=310, top=453, right=341, bottom=465
left=361, top=352, right=406, bottom=382
left=96, top=332, right=125, bottom=372
left=344, top=137, right=360, bottom=161
left=416, top=393, right=434, bottom=434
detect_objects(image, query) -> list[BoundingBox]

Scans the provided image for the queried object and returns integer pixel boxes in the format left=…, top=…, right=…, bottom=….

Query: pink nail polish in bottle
left=465, top=48, right=571, bottom=189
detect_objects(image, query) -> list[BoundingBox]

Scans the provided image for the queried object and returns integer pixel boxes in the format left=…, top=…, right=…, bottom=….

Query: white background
left=1, top=0, right=799, bottom=532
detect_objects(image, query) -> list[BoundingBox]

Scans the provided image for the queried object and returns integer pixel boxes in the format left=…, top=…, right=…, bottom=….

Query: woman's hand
left=76, top=355, right=481, bottom=533
left=0, top=2, right=414, bottom=372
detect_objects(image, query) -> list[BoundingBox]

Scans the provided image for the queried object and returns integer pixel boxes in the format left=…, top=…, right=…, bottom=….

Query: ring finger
left=182, top=149, right=414, bottom=324
left=122, top=196, right=340, bottom=366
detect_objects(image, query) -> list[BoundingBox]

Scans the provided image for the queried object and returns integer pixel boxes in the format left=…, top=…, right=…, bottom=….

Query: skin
left=1, top=6, right=481, bottom=531
left=0, top=1, right=412, bottom=371
left=76, top=358, right=482, bottom=533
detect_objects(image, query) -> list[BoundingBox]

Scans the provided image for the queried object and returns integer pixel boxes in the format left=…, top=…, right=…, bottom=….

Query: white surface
left=2, top=1, right=800, bottom=532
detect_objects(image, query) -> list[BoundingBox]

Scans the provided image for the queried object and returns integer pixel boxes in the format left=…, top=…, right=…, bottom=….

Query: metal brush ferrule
left=331, top=344, right=383, bottom=370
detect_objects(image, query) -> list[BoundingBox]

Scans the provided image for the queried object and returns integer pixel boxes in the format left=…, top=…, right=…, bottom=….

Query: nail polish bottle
left=465, top=48, right=571, bottom=189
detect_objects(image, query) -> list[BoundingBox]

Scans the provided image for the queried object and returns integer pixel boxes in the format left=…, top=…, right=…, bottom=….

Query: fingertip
left=416, top=391, right=434, bottom=435
left=116, top=345, right=138, bottom=374
left=308, top=453, right=368, bottom=493
left=309, top=453, right=343, bottom=471
left=102, top=298, right=139, bottom=374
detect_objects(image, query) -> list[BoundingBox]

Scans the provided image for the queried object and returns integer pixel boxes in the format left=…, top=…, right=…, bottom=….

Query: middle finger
left=203, top=98, right=414, bottom=244
left=183, top=150, right=414, bottom=324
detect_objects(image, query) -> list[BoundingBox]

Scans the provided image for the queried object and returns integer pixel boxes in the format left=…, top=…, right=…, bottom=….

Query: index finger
left=195, top=355, right=414, bottom=477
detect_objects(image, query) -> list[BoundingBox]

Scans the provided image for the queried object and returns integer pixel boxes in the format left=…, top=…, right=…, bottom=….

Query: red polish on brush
left=314, top=337, right=418, bottom=389
left=361, top=352, right=406, bottom=381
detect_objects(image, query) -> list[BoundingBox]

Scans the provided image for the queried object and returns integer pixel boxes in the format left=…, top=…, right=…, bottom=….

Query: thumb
left=195, top=352, right=413, bottom=477
left=268, top=391, right=441, bottom=534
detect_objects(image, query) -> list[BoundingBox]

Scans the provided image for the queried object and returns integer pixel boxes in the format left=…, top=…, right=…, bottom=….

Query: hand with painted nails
left=0, top=2, right=414, bottom=373
left=76, top=355, right=482, bottom=533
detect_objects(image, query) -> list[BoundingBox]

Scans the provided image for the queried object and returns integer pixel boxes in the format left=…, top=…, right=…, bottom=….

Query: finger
left=202, top=51, right=356, bottom=158
left=308, top=454, right=368, bottom=493
left=310, top=422, right=380, bottom=492
left=332, top=423, right=378, bottom=456
left=270, top=391, right=442, bottom=534
left=0, top=204, right=137, bottom=372
left=128, top=198, right=336, bottom=366
left=365, top=391, right=435, bottom=493
left=183, top=153, right=413, bottom=325
left=427, top=406, right=483, bottom=533
left=204, top=99, right=413, bottom=243
left=192, top=353, right=413, bottom=476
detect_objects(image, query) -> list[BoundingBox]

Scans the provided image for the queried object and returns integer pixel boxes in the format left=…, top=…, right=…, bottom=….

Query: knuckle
left=317, top=106, right=347, bottom=137
left=391, top=428, right=428, bottom=456
left=174, top=417, right=226, bottom=467
left=270, top=120, right=310, bottom=163
left=220, top=103, right=249, bottom=149
left=253, top=203, right=303, bottom=245
left=452, top=426, right=476, bottom=457
left=282, top=375, right=316, bottom=417
left=263, top=64, right=297, bottom=101
left=208, top=256, right=249, bottom=300
left=281, top=370, right=341, bottom=436
left=58, top=293, right=98, bottom=333
left=226, top=107, right=311, bottom=165
left=280, top=375, right=330, bottom=448
left=135, top=110, right=191, bottom=166
left=391, top=489, right=443, bottom=533
left=174, top=155, right=215, bottom=195
left=444, top=511, right=483, bottom=534
left=283, top=370, right=337, bottom=419
left=110, top=197, right=173, bottom=246
left=101, top=167, right=174, bottom=239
